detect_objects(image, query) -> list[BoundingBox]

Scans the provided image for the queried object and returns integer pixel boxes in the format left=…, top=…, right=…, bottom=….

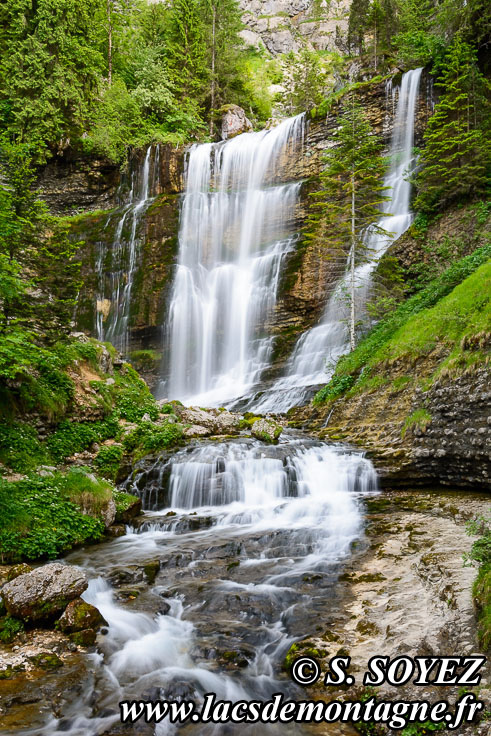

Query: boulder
left=179, top=408, right=216, bottom=429
left=251, top=418, right=283, bottom=443
left=214, top=411, right=241, bottom=434
left=221, top=105, right=253, bottom=140
left=2, top=563, right=88, bottom=622
left=56, top=598, right=107, bottom=633
left=183, top=425, right=211, bottom=438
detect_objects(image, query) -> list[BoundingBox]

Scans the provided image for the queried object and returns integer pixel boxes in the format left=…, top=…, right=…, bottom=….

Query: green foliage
left=113, top=489, right=139, bottom=515
left=464, top=516, right=491, bottom=568
left=401, top=408, right=432, bottom=437
left=315, top=375, right=355, bottom=404
left=123, top=419, right=183, bottom=456
left=282, top=49, right=329, bottom=114
left=0, top=474, right=105, bottom=562
left=0, top=615, right=24, bottom=644
left=114, top=366, right=159, bottom=421
left=314, top=243, right=491, bottom=404
left=0, top=0, right=104, bottom=154
left=59, top=466, right=114, bottom=513
left=46, top=414, right=119, bottom=464
left=306, top=95, right=389, bottom=350
left=94, top=444, right=124, bottom=480
left=415, top=36, right=490, bottom=213
left=0, top=423, right=47, bottom=473
left=400, top=722, right=446, bottom=735
left=464, top=515, right=490, bottom=650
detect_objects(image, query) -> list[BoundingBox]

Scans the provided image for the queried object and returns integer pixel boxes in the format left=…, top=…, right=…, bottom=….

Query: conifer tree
left=348, top=0, right=371, bottom=55
left=415, top=35, right=490, bottom=213
left=307, top=97, right=389, bottom=349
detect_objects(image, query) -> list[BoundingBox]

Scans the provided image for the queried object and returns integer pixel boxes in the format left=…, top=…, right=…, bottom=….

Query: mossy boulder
left=251, top=418, right=283, bottom=443
left=1, top=563, right=87, bottom=623
left=29, top=652, right=63, bottom=670
left=113, top=491, right=142, bottom=523
left=68, top=628, right=97, bottom=647
left=56, top=598, right=107, bottom=634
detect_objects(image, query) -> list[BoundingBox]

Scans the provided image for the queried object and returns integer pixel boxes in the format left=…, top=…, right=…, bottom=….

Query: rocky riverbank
left=0, top=485, right=488, bottom=734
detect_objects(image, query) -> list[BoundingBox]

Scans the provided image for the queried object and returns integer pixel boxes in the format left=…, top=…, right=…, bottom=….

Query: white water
left=162, top=115, right=305, bottom=407
left=33, top=437, right=376, bottom=736
left=253, top=68, right=423, bottom=413
left=95, top=145, right=159, bottom=353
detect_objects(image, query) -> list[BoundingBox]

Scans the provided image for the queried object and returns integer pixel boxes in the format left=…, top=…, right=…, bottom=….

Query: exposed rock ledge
left=292, top=363, right=490, bottom=490
left=300, top=489, right=490, bottom=735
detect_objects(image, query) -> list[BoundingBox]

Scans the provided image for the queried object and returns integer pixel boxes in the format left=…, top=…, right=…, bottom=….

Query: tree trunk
left=107, top=0, right=112, bottom=86
left=209, top=4, right=216, bottom=138
left=374, top=24, right=377, bottom=72
left=350, top=170, right=356, bottom=352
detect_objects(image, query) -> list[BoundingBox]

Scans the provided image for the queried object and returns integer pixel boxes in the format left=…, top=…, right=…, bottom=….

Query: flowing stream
left=34, top=435, right=377, bottom=735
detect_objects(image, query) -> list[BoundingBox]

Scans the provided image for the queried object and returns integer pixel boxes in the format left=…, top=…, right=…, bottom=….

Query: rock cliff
left=239, top=0, right=351, bottom=54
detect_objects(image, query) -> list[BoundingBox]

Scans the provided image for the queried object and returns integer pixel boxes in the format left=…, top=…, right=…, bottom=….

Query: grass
left=315, top=246, right=491, bottom=405
left=401, top=408, right=432, bottom=438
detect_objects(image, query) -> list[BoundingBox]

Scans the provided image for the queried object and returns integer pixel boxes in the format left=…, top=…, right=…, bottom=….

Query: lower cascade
left=47, top=437, right=377, bottom=735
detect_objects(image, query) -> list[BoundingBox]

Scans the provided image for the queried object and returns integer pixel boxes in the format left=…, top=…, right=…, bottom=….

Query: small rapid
left=23, top=436, right=377, bottom=735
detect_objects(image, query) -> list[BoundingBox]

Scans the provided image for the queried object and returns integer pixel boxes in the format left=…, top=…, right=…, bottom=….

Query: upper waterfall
left=253, top=67, right=423, bottom=413
left=162, top=115, right=305, bottom=406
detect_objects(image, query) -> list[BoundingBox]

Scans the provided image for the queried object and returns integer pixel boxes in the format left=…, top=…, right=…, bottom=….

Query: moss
left=355, top=572, right=386, bottom=584
left=284, top=640, right=327, bottom=670
left=69, top=629, right=97, bottom=647
left=29, top=652, right=63, bottom=670
left=143, top=560, right=160, bottom=584
left=473, top=565, right=490, bottom=651
left=226, top=560, right=240, bottom=571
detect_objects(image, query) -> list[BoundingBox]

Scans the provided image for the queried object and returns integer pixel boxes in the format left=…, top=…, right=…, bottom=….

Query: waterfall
left=95, top=145, right=159, bottom=354
left=253, top=67, right=423, bottom=413
left=162, top=115, right=305, bottom=406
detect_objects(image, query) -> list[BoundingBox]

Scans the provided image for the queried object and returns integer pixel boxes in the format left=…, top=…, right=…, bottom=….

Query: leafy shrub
left=45, top=414, right=119, bottom=464
left=123, top=420, right=183, bottom=457
left=0, top=422, right=47, bottom=472
left=94, top=445, right=124, bottom=480
left=0, top=615, right=24, bottom=644
left=114, top=366, right=159, bottom=422
left=0, top=475, right=104, bottom=562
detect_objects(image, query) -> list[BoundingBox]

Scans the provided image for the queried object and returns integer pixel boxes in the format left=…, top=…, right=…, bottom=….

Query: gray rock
left=214, top=411, right=241, bottom=434
left=221, top=105, right=253, bottom=140
left=251, top=418, right=282, bottom=443
left=184, top=425, right=211, bottom=438
left=56, top=598, right=107, bottom=633
left=2, top=563, right=88, bottom=622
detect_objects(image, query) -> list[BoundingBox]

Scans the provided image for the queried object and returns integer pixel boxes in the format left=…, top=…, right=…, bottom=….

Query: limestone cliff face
left=294, top=361, right=490, bottom=490
left=239, top=0, right=351, bottom=54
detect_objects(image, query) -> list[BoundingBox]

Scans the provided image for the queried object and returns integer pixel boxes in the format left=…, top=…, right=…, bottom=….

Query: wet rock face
left=2, top=564, right=88, bottom=622
left=220, top=105, right=253, bottom=140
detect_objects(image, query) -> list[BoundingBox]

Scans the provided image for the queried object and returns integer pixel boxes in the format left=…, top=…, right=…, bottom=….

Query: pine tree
left=0, top=0, right=105, bottom=155
left=306, top=96, right=389, bottom=350
left=348, top=0, right=371, bottom=55
left=165, top=0, right=209, bottom=107
left=415, top=35, right=490, bottom=213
